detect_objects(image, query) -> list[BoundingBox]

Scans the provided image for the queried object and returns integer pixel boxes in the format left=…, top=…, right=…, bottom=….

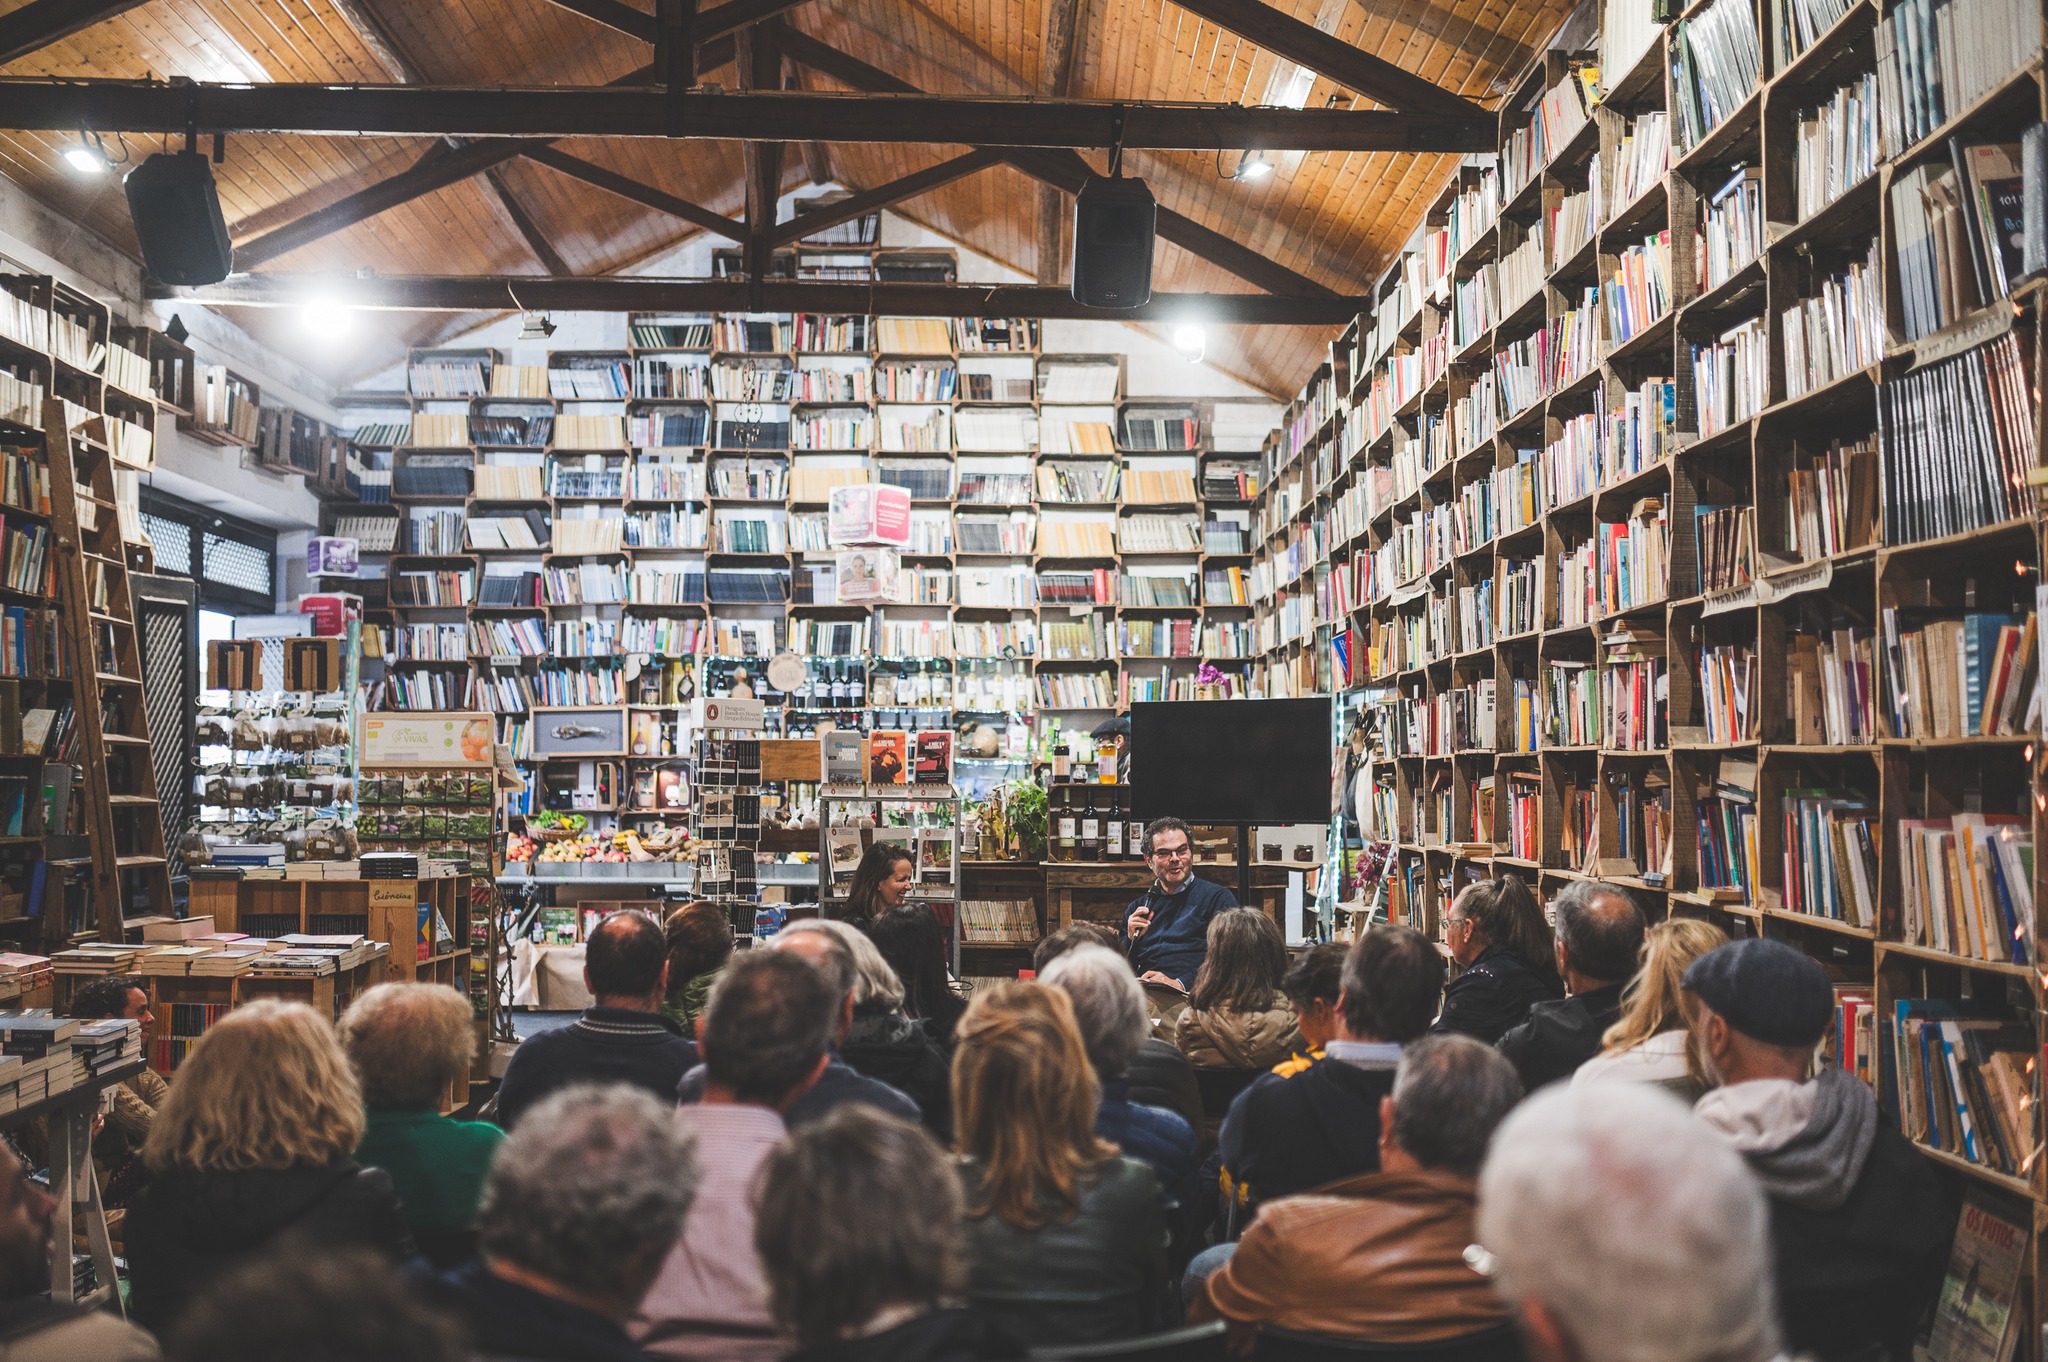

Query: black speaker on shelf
left=123, top=152, right=233, bottom=286
left=1070, top=173, right=1156, bottom=308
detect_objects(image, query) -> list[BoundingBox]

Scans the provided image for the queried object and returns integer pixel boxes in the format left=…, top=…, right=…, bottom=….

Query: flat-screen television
left=1128, top=697, right=1331, bottom=825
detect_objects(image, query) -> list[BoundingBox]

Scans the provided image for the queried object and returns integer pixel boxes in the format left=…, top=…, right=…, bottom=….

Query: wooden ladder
left=42, top=400, right=173, bottom=943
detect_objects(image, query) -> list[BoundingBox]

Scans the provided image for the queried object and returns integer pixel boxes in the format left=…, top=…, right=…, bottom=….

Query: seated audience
left=787, top=919, right=949, bottom=1137
left=1123, top=817, right=1236, bottom=1004
left=1219, top=925, right=1444, bottom=1213
left=661, top=900, right=733, bottom=1032
left=1174, top=908, right=1304, bottom=1074
left=63, top=973, right=168, bottom=1210
left=1478, top=1083, right=1782, bottom=1362
left=1192, top=1035, right=1520, bottom=1347
left=0, top=1138, right=158, bottom=1360
left=494, top=910, right=696, bottom=1130
left=755, top=1106, right=1025, bottom=1362
left=169, top=1248, right=466, bottom=1362
left=1684, top=939, right=1958, bottom=1361
left=955, top=982, right=1167, bottom=1348
left=865, top=902, right=968, bottom=1048
left=1432, top=876, right=1564, bottom=1043
left=636, top=949, right=837, bottom=1360
left=1039, top=945, right=1199, bottom=1212
left=1037, top=924, right=1200, bottom=1130
left=1572, top=917, right=1726, bottom=1098
left=125, top=1001, right=414, bottom=1332
left=418, top=1085, right=698, bottom=1362
left=1277, top=941, right=1347, bottom=1067
left=1496, top=882, right=1645, bottom=1091
left=340, top=982, right=504, bottom=1267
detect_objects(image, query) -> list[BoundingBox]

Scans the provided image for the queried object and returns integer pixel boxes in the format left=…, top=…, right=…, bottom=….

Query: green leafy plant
left=1006, top=780, right=1048, bottom=863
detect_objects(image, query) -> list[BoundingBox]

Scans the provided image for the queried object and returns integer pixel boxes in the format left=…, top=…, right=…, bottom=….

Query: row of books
left=1880, top=609, right=2037, bottom=739
left=1900, top=814, right=2034, bottom=963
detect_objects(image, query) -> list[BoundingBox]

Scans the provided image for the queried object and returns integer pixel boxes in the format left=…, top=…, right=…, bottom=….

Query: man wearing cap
left=1684, top=939, right=1957, bottom=1362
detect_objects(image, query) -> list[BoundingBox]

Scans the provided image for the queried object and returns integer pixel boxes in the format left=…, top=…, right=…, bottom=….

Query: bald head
left=584, top=911, right=668, bottom=1009
left=771, top=924, right=856, bottom=1044
left=1551, top=882, right=1645, bottom=990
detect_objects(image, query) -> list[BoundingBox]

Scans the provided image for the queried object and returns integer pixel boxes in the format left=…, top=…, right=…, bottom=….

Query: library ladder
left=43, top=400, right=174, bottom=942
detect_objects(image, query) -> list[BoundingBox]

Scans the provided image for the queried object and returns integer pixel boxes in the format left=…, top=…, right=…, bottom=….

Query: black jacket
left=842, top=1010, right=953, bottom=1139
left=410, top=1258, right=651, bottom=1362
left=126, top=1160, right=416, bottom=1331
left=1127, top=1036, right=1204, bottom=1132
left=1215, top=1052, right=1397, bottom=1209
left=789, top=1308, right=1027, bottom=1362
left=961, top=1156, right=1167, bottom=1349
left=1496, top=983, right=1626, bottom=1092
left=1434, top=945, right=1564, bottom=1045
left=494, top=1006, right=698, bottom=1131
left=677, top=1054, right=923, bottom=1129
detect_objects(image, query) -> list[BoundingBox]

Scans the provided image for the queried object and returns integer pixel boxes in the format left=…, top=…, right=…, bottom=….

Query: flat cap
left=1681, top=938, right=1833, bottom=1048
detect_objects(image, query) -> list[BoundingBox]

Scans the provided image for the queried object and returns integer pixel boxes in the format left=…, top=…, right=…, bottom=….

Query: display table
left=0, top=1060, right=147, bottom=1310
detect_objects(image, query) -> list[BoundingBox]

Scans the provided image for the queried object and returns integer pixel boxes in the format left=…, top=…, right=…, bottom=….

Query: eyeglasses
left=1149, top=845, right=1192, bottom=860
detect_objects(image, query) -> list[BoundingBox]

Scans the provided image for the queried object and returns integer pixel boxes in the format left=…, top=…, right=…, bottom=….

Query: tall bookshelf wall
left=1252, top=0, right=2048, bottom=1329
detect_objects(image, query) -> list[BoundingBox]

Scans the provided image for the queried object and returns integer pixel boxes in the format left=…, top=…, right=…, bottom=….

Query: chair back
left=1254, top=1323, right=1525, bottom=1362
left=1031, top=1321, right=1230, bottom=1360
left=1192, top=1066, right=1260, bottom=1121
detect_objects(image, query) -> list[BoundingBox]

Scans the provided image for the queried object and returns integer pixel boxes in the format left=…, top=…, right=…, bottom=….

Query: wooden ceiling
left=0, top=0, right=1573, bottom=397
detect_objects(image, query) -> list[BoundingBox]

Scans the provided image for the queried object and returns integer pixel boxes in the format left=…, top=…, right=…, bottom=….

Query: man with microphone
left=1124, top=817, right=1238, bottom=1021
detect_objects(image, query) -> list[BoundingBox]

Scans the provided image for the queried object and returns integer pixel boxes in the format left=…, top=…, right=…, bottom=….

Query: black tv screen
left=1128, top=697, right=1332, bottom=825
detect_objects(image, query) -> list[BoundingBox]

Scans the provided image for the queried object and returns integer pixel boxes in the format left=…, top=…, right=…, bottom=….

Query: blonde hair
left=340, top=983, right=475, bottom=1110
left=145, top=1000, right=365, bottom=1173
left=1601, top=918, right=1729, bottom=1075
left=951, top=982, right=1114, bottom=1230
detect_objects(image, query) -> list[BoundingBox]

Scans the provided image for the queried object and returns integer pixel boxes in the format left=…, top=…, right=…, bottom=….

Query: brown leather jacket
left=1193, top=1167, right=1507, bottom=1343
left=1174, top=996, right=1302, bottom=1071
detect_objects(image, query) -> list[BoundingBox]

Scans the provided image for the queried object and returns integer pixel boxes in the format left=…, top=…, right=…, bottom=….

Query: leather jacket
left=960, top=1155, right=1167, bottom=1349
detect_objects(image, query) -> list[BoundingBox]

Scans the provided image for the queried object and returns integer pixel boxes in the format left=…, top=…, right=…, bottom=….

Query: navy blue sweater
left=1122, top=875, right=1237, bottom=986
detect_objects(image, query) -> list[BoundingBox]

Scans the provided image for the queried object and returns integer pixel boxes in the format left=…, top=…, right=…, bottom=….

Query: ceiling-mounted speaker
left=1070, top=173, right=1155, bottom=309
left=123, top=152, right=233, bottom=286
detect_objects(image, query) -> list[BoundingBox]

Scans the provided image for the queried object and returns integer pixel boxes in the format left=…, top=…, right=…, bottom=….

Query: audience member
left=1039, top=945, right=1199, bottom=1216
left=1192, top=1035, right=1520, bottom=1346
left=755, top=1106, right=1025, bottom=1362
left=494, top=910, right=697, bottom=1129
left=63, top=973, right=167, bottom=1210
left=417, top=1085, right=698, bottom=1362
left=340, top=982, right=504, bottom=1267
left=785, top=919, right=949, bottom=1137
left=125, top=1001, right=414, bottom=1332
left=168, top=1247, right=466, bottom=1362
left=1174, top=909, right=1304, bottom=1073
left=1218, top=925, right=1444, bottom=1212
left=836, top=843, right=914, bottom=932
left=1478, top=1083, right=1782, bottom=1362
left=865, top=902, right=968, bottom=1048
left=1496, top=883, right=1645, bottom=1091
left=661, top=901, right=733, bottom=1032
left=636, top=949, right=837, bottom=1360
left=1684, top=939, right=1957, bottom=1361
left=1123, top=818, right=1236, bottom=1006
left=955, top=982, right=1167, bottom=1348
left=1433, top=876, right=1564, bottom=1043
left=1037, top=924, right=1200, bottom=1129
left=0, top=1138, right=158, bottom=1360
left=1278, top=942, right=1347, bottom=1064
left=1572, top=918, right=1726, bottom=1098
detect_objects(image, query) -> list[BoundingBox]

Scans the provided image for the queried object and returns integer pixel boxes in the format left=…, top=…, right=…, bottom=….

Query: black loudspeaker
left=123, top=152, right=233, bottom=286
left=1071, top=174, right=1156, bottom=308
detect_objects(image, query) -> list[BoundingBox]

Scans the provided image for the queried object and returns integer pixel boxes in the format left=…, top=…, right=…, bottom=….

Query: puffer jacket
left=1174, top=994, right=1303, bottom=1072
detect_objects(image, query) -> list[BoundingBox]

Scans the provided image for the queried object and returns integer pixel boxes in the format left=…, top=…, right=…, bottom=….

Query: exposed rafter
left=520, top=146, right=743, bottom=240
left=1036, top=0, right=1086, bottom=285
left=0, top=0, right=149, bottom=68
left=769, top=150, right=998, bottom=247
left=738, top=19, right=786, bottom=288
left=483, top=168, right=570, bottom=273
left=537, top=0, right=657, bottom=42
left=541, top=0, right=813, bottom=44
left=0, top=79, right=1494, bottom=151
left=152, top=274, right=1366, bottom=323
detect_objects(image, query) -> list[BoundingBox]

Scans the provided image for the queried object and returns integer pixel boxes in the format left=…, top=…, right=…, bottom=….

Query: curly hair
left=145, top=1001, right=363, bottom=1173
left=339, top=983, right=475, bottom=1110
left=65, top=974, right=145, bottom=1020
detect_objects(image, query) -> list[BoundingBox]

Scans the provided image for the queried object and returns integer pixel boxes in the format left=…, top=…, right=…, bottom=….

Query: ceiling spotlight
left=1172, top=323, right=1207, bottom=363
left=62, top=139, right=108, bottom=175
left=1236, top=151, right=1273, bottom=182
left=519, top=311, right=557, bottom=340
left=300, top=296, right=355, bottom=336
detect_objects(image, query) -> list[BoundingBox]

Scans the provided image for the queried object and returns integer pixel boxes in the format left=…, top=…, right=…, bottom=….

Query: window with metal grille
left=139, top=488, right=278, bottom=614
left=141, top=513, right=192, bottom=574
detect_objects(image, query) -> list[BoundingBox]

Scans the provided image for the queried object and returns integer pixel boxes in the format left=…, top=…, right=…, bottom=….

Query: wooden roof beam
left=483, top=167, right=571, bottom=273
left=0, top=80, right=1493, bottom=151
left=769, top=150, right=998, bottom=247
left=151, top=274, right=1367, bottom=323
left=540, top=0, right=812, bottom=45
left=1167, top=0, right=1491, bottom=123
left=739, top=20, right=784, bottom=289
left=0, top=0, right=149, bottom=68
left=1036, top=0, right=1086, bottom=285
left=521, top=145, right=742, bottom=240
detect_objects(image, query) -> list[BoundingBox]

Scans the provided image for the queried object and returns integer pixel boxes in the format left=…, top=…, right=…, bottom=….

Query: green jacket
left=356, top=1107, right=505, bottom=1232
left=661, top=968, right=722, bottom=1034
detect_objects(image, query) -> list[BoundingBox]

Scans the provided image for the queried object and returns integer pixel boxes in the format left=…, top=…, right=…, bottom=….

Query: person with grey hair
left=1496, top=882, right=1645, bottom=1092
left=411, top=1084, right=699, bottom=1362
left=793, top=919, right=950, bottom=1137
left=1041, top=945, right=1198, bottom=1220
left=1191, top=1035, right=1520, bottom=1348
left=1477, top=1082, right=1782, bottom=1362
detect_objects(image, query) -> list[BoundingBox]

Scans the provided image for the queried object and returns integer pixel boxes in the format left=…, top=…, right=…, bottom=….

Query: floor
left=508, top=1009, right=578, bottom=1040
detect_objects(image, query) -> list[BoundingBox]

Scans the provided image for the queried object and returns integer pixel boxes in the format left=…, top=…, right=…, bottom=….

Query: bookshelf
left=1257, top=0, right=2048, bottom=1343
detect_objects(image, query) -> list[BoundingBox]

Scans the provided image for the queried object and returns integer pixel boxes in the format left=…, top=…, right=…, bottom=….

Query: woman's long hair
left=1453, top=876, right=1553, bottom=967
left=951, top=982, right=1114, bottom=1230
left=1602, top=917, right=1729, bottom=1078
left=663, top=900, right=734, bottom=985
left=145, top=1000, right=364, bottom=1173
left=865, top=904, right=955, bottom=1024
left=1188, top=907, right=1288, bottom=1013
left=843, top=844, right=913, bottom=927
